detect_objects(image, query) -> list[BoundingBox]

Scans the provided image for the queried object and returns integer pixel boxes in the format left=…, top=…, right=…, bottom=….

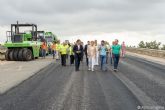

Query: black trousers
left=81, top=52, right=84, bottom=61
left=114, top=54, right=120, bottom=69
left=75, top=54, right=81, bottom=71
left=85, top=54, right=88, bottom=66
left=61, top=54, right=66, bottom=66
left=70, top=55, right=74, bottom=64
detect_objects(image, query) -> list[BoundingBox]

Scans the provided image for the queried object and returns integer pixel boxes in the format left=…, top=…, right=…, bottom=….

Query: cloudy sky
left=0, top=0, right=165, bottom=46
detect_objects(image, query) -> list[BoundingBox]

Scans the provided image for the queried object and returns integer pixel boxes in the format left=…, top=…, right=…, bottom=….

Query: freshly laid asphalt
left=0, top=55, right=164, bottom=110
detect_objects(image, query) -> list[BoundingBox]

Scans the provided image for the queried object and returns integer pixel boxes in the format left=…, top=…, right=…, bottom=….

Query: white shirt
left=78, top=45, right=80, bottom=50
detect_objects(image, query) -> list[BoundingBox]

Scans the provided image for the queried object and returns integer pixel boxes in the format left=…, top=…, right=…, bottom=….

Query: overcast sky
left=0, top=0, right=165, bottom=46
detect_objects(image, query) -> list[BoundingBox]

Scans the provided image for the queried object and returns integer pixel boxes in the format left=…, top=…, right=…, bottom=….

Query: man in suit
left=84, top=41, right=90, bottom=66
left=73, top=39, right=83, bottom=71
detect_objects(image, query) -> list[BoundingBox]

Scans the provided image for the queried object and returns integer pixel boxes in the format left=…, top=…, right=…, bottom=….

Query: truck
left=4, top=21, right=42, bottom=61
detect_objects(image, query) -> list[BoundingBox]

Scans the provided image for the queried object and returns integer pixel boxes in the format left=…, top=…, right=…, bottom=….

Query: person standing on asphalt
left=112, top=39, right=121, bottom=72
left=84, top=41, right=90, bottom=66
left=69, top=44, right=74, bottom=65
left=110, top=41, right=115, bottom=66
left=51, top=42, right=56, bottom=59
left=73, top=39, right=83, bottom=71
left=106, top=41, right=110, bottom=64
left=60, top=42, right=68, bottom=66
left=87, top=41, right=97, bottom=71
left=121, top=41, right=126, bottom=57
left=81, top=42, right=84, bottom=62
left=65, top=41, right=69, bottom=60
left=94, top=40, right=99, bottom=65
left=41, top=41, right=47, bottom=59
left=55, top=40, right=61, bottom=60
left=99, top=40, right=108, bottom=71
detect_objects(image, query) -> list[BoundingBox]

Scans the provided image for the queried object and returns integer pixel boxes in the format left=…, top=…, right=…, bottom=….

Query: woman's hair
left=91, top=41, right=94, bottom=45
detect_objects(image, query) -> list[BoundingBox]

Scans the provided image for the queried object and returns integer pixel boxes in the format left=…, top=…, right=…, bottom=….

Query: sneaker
left=92, top=69, right=94, bottom=72
left=88, top=68, right=91, bottom=71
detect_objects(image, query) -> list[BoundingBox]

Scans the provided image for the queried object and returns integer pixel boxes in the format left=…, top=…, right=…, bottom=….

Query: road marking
left=108, top=67, right=160, bottom=108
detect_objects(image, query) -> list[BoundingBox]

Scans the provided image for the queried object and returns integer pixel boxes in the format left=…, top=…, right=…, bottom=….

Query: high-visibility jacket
left=60, top=45, right=68, bottom=55
left=69, top=46, right=74, bottom=55
left=41, top=43, right=47, bottom=50
left=56, top=44, right=61, bottom=51
left=51, top=44, right=56, bottom=50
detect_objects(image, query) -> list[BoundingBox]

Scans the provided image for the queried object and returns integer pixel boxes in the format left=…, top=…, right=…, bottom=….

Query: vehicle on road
left=44, top=32, right=57, bottom=54
left=4, top=21, right=42, bottom=61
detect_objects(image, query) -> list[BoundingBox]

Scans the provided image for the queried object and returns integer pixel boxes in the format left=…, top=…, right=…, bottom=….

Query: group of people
left=41, top=39, right=126, bottom=72
left=84, top=39, right=126, bottom=72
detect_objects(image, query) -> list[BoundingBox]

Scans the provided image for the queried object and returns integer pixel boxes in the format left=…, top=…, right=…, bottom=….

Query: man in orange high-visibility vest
left=41, top=41, right=47, bottom=58
left=51, top=42, right=56, bottom=59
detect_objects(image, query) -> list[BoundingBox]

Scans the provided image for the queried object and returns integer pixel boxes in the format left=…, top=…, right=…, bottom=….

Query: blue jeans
left=100, top=55, right=106, bottom=71
left=42, top=49, right=46, bottom=58
left=52, top=50, right=56, bottom=59
left=113, top=54, right=120, bottom=69
left=75, top=54, right=81, bottom=71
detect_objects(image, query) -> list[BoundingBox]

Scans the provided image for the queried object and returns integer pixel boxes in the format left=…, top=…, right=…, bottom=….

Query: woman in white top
left=87, top=41, right=97, bottom=71
left=94, top=40, right=99, bottom=65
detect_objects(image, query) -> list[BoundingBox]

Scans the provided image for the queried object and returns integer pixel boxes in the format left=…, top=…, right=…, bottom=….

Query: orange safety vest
left=51, top=44, right=56, bottom=50
left=42, top=43, right=47, bottom=50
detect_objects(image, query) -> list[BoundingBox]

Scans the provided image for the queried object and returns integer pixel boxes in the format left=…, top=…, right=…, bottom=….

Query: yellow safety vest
left=56, top=44, right=60, bottom=51
left=60, top=45, right=68, bottom=55
left=69, top=47, right=74, bottom=55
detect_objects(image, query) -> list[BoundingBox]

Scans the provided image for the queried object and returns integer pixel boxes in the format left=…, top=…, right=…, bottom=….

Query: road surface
left=0, top=55, right=164, bottom=110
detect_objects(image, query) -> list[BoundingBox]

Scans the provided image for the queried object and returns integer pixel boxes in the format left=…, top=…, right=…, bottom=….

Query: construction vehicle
left=44, top=32, right=57, bottom=54
left=45, top=32, right=57, bottom=42
left=37, top=31, right=45, bottom=42
left=4, top=21, right=41, bottom=61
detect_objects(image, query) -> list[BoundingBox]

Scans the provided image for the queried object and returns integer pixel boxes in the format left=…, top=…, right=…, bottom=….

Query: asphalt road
left=119, top=55, right=165, bottom=107
left=0, top=55, right=164, bottom=110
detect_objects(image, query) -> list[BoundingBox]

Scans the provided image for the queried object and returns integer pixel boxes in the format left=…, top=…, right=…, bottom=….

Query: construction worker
left=41, top=41, right=47, bottom=59
left=68, top=44, right=74, bottom=65
left=60, top=42, right=68, bottom=66
left=51, top=42, right=56, bottom=59
left=55, top=40, right=61, bottom=60
left=65, top=42, right=69, bottom=60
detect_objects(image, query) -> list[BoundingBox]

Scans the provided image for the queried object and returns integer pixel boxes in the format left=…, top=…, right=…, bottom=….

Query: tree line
left=138, top=40, right=165, bottom=50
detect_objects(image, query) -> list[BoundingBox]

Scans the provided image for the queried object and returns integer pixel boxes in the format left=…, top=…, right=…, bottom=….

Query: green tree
left=138, top=41, right=146, bottom=48
left=161, top=45, right=165, bottom=50
left=145, top=40, right=161, bottom=49
left=138, top=40, right=161, bottom=49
